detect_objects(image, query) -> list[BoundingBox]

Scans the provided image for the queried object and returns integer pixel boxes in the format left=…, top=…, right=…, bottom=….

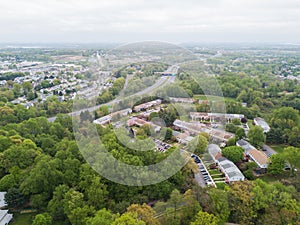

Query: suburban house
left=236, top=140, right=269, bottom=170
left=253, top=117, right=271, bottom=133
left=133, top=100, right=162, bottom=112
left=93, top=108, right=132, bottom=126
left=93, top=115, right=112, bottom=126
left=0, top=210, right=12, bottom=225
left=248, top=149, right=269, bottom=169
left=127, top=117, right=161, bottom=133
left=208, top=144, right=245, bottom=182
left=173, top=119, right=234, bottom=143
left=175, top=132, right=194, bottom=145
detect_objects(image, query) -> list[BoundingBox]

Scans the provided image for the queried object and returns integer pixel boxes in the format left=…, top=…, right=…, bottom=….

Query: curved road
left=48, top=75, right=174, bottom=122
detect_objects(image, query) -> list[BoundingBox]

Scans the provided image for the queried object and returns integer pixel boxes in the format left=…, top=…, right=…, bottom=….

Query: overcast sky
left=1, top=0, right=300, bottom=43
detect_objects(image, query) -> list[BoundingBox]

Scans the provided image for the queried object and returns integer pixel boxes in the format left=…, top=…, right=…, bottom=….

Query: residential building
left=236, top=140, right=269, bottom=169
left=93, top=115, right=112, bottom=126
left=248, top=149, right=269, bottom=169
left=0, top=210, right=13, bottom=225
left=169, top=97, right=195, bottom=104
left=208, top=144, right=245, bottom=182
left=133, top=99, right=162, bottom=112
left=254, top=117, right=271, bottom=133
left=190, top=112, right=244, bottom=123
left=175, top=132, right=194, bottom=145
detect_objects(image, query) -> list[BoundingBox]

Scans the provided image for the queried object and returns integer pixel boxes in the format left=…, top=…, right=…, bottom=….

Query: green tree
left=165, top=128, right=173, bottom=141
left=248, top=126, right=266, bottom=148
left=48, top=185, right=69, bottom=221
left=5, top=187, right=25, bottom=208
left=112, top=212, right=146, bottom=225
left=226, top=137, right=236, bottom=146
left=86, top=208, right=116, bottom=225
left=268, top=154, right=284, bottom=175
left=127, top=203, right=159, bottom=225
left=235, top=127, right=246, bottom=140
left=208, top=188, right=230, bottom=223
left=190, top=211, right=219, bottom=225
left=188, top=135, right=208, bottom=155
left=222, top=146, right=244, bottom=163
left=32, top=213, right=52, bottom=225
left=232, top=118, right=241, bottom=125
left=283, top=146, right=300, bottom=175
left=168, top=189, right=183, bottom=220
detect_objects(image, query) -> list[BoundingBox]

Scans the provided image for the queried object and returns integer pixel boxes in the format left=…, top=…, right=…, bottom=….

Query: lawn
left=208, top=170, right=222, bottom=175
left=268, top=144, right=289, bottom=154
left=11, top=212, right=36, bottom=225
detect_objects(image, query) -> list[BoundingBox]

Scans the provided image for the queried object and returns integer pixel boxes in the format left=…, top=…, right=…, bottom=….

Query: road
left=262, top=144, right=277, bottom=157
left=48, top=75, right=174, bottom=122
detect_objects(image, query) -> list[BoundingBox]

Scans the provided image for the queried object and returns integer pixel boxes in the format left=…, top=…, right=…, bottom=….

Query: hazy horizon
left=1, top=0, right=300, bottom=44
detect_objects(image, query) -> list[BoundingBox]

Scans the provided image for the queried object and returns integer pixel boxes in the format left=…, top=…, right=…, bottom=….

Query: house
left=175, top=132, right=194, bottom=145
left=236, top=140, right=269, bottom=169
left=93, top=115, right=112, bottom=126
left=208, top=145, right=245, bottom=182
left=254, top=117, right=270, bottom=133
left=0, top=210, right=13, bottom=225
left=93, top=108, right=132, bottom=126
left=169, top=97, right=195, bottom=104
left=207, top=144, right=223, bottom=163
left=248, top=149, right=269, bottom=169
left=236, top=140, right=256, bottom=152
left=218, top=158, right=245, bottom=182
left=133, top=100, right=162, bottom=112
left=127, top=117, right=161, bottom=133
left=173, top=120, right=234, bottom=143
left=111, top=108, right=132, bottom=117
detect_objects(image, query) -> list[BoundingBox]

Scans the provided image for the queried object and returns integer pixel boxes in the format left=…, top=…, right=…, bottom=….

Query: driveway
left=262, top=144, right=277, bottom=157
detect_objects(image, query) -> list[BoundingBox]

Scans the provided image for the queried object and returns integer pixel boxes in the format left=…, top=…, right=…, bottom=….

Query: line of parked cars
left=191, top=154, right=213, bottom=185
left=154, top=139, right=171, bottom=153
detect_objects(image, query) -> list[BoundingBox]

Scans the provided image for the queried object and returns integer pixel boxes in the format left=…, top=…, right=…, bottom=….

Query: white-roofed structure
left=254, top=117, right=270, bottom=133
left=208, top=144, right=245, bottom=182
left=0, top=193, right=7, bottom=209
left=0, top=210, right=13, bottom=225
left=218, top=158, right=245, bottom=182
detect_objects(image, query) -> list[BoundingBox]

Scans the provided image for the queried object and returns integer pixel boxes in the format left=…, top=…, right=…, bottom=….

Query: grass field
left=268, top=144, right=289, bottom=154
left=11, top=212, right=36, bottom=225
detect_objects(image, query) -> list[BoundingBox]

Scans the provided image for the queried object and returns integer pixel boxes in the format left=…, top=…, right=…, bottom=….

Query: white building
left=169, top=97, right=195, bottom=104
left=0, top=192, right=13, bottom=225
left=0, top=210, right=13, bottom=225
left=208, top=144, right=245, bottom=182
left=0, top=193, right=7, bottom=209
left=93, top=115, right=112, bottom=126
left=254, top=117, right=270, bottom=133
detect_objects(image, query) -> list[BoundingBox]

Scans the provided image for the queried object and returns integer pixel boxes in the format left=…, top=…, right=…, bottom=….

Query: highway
left=48, top=75, right=174, bottom=122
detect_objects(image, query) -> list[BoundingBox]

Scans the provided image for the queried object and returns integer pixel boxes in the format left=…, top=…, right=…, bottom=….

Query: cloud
left=0, top=0, right=299, bottom=43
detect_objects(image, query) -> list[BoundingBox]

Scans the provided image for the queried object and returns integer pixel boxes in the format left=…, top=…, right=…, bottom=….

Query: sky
left=0, top=0, right=300, bottom=43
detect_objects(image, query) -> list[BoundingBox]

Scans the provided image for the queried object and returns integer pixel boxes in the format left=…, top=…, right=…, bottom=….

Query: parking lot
left=191, top=154, right=216, bottom=187
left=154, top=139, right=171, bottom=153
